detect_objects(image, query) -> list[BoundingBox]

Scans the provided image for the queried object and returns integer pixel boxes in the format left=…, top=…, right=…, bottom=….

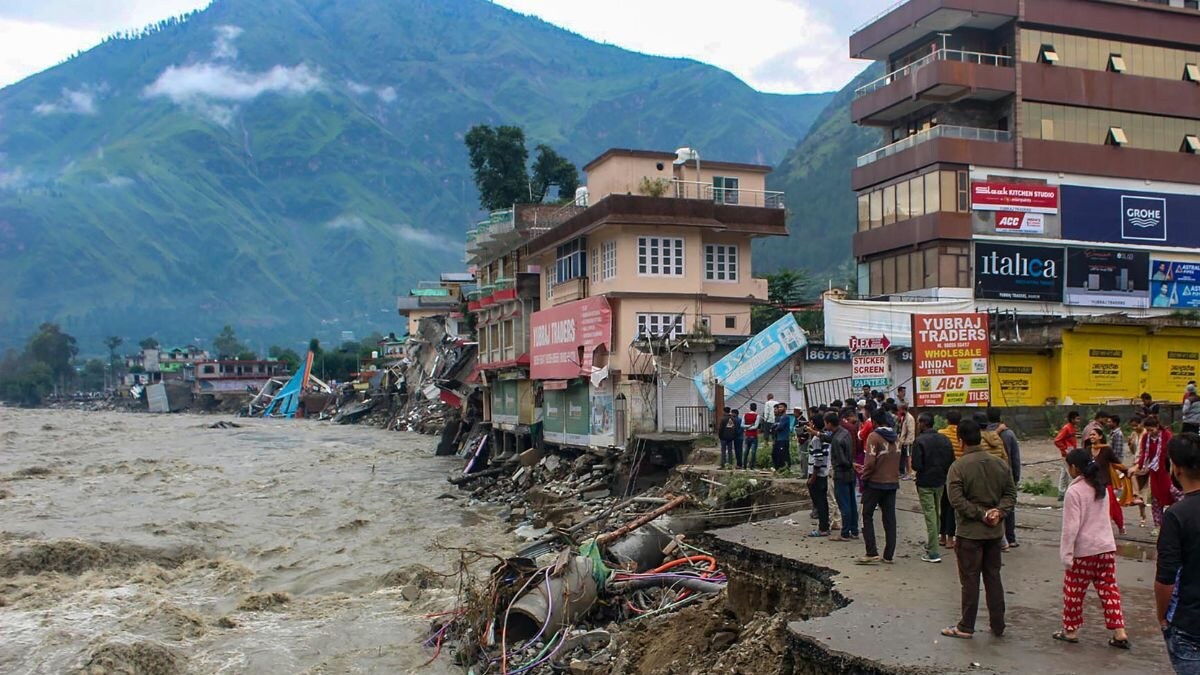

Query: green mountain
left=0, top=0, right=832, bottom=353
left=755, top=63, right=883, bottom=289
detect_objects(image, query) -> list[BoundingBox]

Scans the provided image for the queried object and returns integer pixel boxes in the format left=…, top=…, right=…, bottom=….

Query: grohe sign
left=1062, top=185, right=1197, bottom=248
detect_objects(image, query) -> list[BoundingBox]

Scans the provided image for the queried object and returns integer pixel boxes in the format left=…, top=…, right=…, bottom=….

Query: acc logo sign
left=1121, top=195, right=1167, bottom=242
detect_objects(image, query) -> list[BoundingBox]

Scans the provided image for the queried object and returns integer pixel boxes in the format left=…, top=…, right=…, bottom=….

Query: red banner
left=911, top=313, right=991, bottom=408
left=530, top=297, right=612, bottom=380
left=971, top=181, right=1059, bottom=214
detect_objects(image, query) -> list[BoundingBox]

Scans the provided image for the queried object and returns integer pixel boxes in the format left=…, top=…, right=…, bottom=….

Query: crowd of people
left=715, top=385, right=1200, bottom=672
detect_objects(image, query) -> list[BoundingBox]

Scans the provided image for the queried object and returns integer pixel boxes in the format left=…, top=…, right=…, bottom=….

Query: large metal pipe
left=607, top=576, right=726, bottom=594
left=503, top=556, right=600, bottom=642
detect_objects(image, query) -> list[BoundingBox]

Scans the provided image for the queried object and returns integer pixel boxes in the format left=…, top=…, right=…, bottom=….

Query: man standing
left=731, top=408, right=745, bottom=469
left=806, top=423, right=832, bottom=537
left=939, top=410, right=964, bottom=549
left=895, top=385, right=909, bottom=407
left=1157, top=433, right=1200, bottom=674
left=718, top=407, right=737, bottom=470
left=828, top=412, right=859, bottom=541
left=912, top=413, right=955, bottom=563
left=1055, top=411, right=1081, bottom=501
left=942, top=419, right=1017, bottom=639
left=987, top=407, right=1022, bottom=549
left=857, top=409, right=901, bottom=564
left=897, top=403, right=916, bottom=480
left=763, top=393, right=778, bottom=430
left=770, top=402, right=793, bottom=471
left=742, top=403, right=760, bottom=469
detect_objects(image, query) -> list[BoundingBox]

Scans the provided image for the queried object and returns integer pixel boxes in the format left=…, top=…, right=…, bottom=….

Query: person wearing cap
left=1183, top=383, right=1200, bottom=434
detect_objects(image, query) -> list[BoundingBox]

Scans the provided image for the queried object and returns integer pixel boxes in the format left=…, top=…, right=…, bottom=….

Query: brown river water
left=0, top=408, right=512, bottom=674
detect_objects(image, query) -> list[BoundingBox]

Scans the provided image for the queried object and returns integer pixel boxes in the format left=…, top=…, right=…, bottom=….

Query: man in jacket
left=897, top=403, right=916, bottom=480
left=1183, top=383, right=1200, bottom=434
left=806, top=425, right=831, bottom=536
left=718, top=407, right=738, bottom=469
left=912, top=413, right=955, bottom=563
left=771, top=402, right=793, bottom=471
left=987, top=408, right=1022, bottom=548
left=827, top=412, right=859, bottom=541
left=943, top=419, right=1018, bottom=640
left=857, top=409, right=901, bottom=564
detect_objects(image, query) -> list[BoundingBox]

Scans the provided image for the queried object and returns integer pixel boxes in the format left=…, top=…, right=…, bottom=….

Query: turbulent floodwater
left=0, top=408, right=512, bottom=674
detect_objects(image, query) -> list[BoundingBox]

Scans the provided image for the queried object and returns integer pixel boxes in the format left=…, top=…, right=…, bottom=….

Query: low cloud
left=395, top=223, right=447, bottom=248
left=34, top=86, right=99, bottom=115
left=144, top=62, right=322, bottom=126
left=346, top=80, right=397, bottom=103
left=212, top=25, right=243, bottom=60
left=0, top=167, right=28, bottom=191
left=325, top=214, right=366, bottom=230
left=99, top=176, right=134, bottom=189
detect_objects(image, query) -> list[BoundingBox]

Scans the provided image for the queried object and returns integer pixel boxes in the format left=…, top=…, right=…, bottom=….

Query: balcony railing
left=855, top=48, right=1014, bottom=98
left=669, top=180, right=786, bottom=209
left=853, top=0, right=908, bottom=33
left=856, top=125, right=1012, bottom=167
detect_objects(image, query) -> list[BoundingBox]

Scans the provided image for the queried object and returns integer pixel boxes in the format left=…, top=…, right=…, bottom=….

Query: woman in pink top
left=1055, top=448, right=1130, bottom=649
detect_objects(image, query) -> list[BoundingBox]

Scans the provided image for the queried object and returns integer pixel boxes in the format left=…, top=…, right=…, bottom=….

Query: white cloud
left=33, top=85, right=98, bottom=115
left=143, top=62, right=321, bottom=126
left=211, top=24, right=242, bottom=60
left=394, top=223, right=447, bottom=248
left=325, top=214, right=366, bottom=230
left=0, top=166, right=28, bottom=190
left=99, top=175, right=133, bottom=188
left=346, top=80, right=397, bottom=104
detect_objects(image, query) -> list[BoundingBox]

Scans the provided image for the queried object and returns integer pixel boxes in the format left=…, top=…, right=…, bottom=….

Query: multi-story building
left=463, top=148, right=793, bottom=453
left=847, top=0, right=1200, bottom=404
left=396, top=272, right=474, bottom=338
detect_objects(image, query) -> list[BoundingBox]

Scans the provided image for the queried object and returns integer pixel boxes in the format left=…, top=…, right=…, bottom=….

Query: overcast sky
left=0, top=0, right=890, bottom=92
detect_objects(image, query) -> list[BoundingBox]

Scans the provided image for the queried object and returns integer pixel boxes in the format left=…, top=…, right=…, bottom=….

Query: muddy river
left=0, top=408, right=511, bottom=674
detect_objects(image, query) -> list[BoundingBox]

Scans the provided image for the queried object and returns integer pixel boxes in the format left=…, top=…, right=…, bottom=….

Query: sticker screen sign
left=851, top=354, right=891, bottom=390
left=971, top=181, right=1059, bottom=214
left=911, top=313, right=991, bottom=407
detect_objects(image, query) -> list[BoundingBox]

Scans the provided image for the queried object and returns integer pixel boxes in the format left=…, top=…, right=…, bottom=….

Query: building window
left=591, top=246, right=599, bottom=281
left=724, top=316, right=736, bottom=330
left=637, top=237, right=684, bottom=276
left=704, top=244, right=739, bottom=281
left=555, top=238, right=586, bottom=283
left=712, top=176, right=739, bottom=205
left=1107, top=126, right=1128, bottom=146
left=1108, top=54, right=1126, bottom=73
left=545, top=263, right=556, bottom=298
left=1186, top=63, right=1200, bottom=82
left=1038, top=44, right=1059, bottom=65
left=601, top=240, right=616, bottom=280
left=1183, top=135, right=1200, bottom=154
left=637, top=313, right=685, bottom=339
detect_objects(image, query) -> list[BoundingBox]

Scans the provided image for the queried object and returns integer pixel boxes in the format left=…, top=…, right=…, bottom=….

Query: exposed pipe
left=596, top=494, right=689, bottom=546
left=503, top=556, right=600, bottom=642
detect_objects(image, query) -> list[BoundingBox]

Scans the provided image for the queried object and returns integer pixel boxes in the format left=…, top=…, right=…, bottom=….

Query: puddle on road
left=1116, top=541, right=1156, bottom=562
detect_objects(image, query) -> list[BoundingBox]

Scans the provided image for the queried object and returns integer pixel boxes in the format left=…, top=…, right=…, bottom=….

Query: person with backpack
left=742, top=403, right=760, bottom=469
left=806, top=423, right=832, bottom=537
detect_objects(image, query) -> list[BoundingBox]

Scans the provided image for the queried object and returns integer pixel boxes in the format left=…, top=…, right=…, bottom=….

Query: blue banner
left=1062, top=185, right=1200, bottom=248
left=1151, top=259, right=1200, bottom=308
left=695, top=314, right=806, bottom=410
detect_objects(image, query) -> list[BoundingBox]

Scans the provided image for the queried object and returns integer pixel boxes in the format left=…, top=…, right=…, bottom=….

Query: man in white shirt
left=763, top=393, right=778, bottom=429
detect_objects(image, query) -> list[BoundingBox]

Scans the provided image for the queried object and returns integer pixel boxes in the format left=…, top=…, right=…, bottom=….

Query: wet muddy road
left=0, top=408, right=510, bottom=674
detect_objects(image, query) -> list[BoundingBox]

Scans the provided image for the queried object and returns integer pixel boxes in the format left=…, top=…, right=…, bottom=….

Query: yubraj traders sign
left=530, top=297, right=612, bottom=380
left=911, top=313, right=991, bottom=407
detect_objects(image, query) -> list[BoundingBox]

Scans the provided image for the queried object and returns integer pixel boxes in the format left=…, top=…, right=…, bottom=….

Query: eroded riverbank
left=0, top=408, right=513, bottom=674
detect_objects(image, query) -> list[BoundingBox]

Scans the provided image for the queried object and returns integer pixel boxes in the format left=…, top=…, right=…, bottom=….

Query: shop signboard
left=971, top=181, right=1059, bottom=214
left=851, top=353, right=891, bottom=390
left=1064, top=247, right=1150, bottom=308
left=993, top=211, right=1045, bottom=234
left=1150, top=259, right=1200, bottom=309
left=1061, top=185, right=1200, bottom=247
left=974, top=242, right=1064, bottom=302
left=695, top=313, right=806, bottom=409
left=530, top=297, right=612, bottom=380
left=911, top=313, right=991, bottom=407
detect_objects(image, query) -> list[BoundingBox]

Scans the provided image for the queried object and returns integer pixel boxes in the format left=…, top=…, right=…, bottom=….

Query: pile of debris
left=426, top=490, right=727, bottom=674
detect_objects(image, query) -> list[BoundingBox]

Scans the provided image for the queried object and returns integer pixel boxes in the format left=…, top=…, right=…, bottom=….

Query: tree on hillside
left=530, top=145, right=580, bottom=203
left=213, top=325, right=246, bottom=359
left=103, top=336, right=123, bottom=386
left=464, top=125, right=580, bottom=209
left=268, top=345, right=301, bottom=372
left=751, top=269, right=812, bottom=333
left=466, top=125, right=529, bottom=210
left=80, top=359, right=107, bottom=392
left=139, top=337, right=160, bottom=350
left=27, top=323, right=78, bottom=393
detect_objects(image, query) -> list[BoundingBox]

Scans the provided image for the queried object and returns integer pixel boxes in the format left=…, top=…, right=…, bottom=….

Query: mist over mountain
left=0, top=0, right=838, bottom=353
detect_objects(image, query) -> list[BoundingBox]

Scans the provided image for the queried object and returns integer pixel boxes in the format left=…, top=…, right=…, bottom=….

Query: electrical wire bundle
left=607, top=544, right=725, bottom=620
